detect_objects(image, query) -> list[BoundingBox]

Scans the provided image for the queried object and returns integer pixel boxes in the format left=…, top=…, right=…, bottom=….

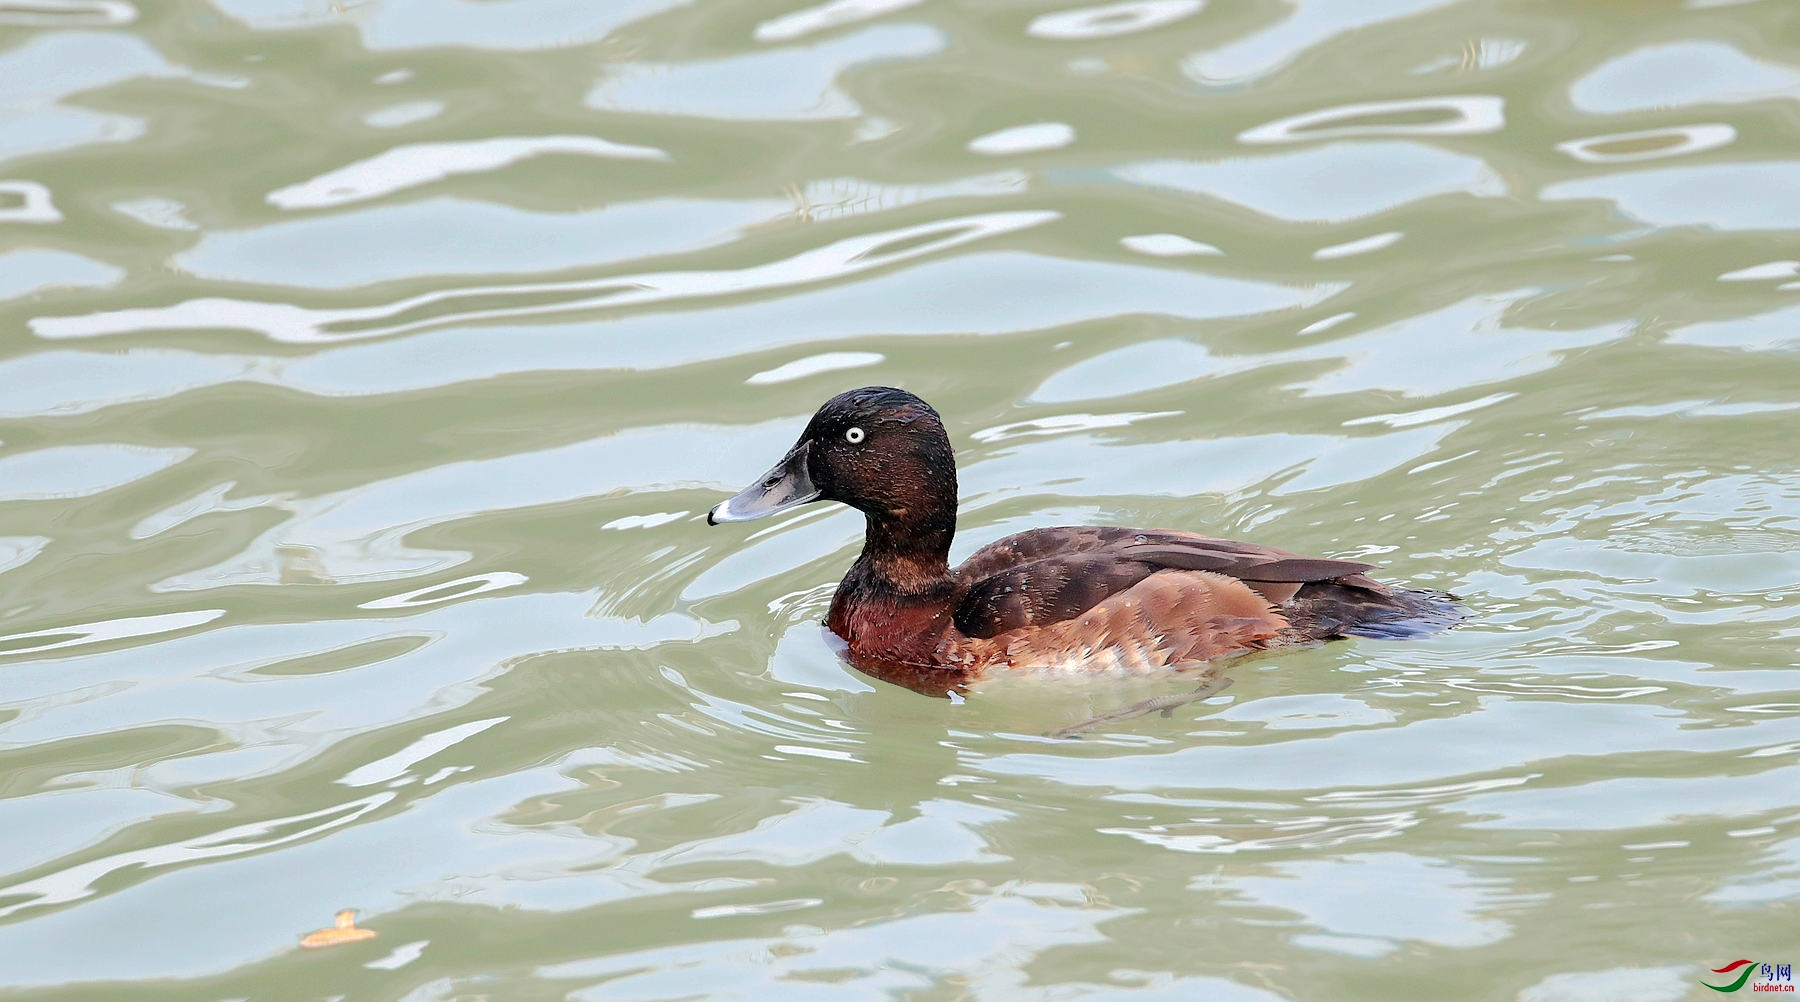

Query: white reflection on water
left=653, top=796, right=1007, bottom=867
left=1343, top=392, right=1514, bottom=430
left=980, top=699, right=1800, bottom=793
left=362, top=99, right=444, bottom=128
left=364, top=938, right=430, bottom=970
left=1028, top=291, right=1622, bottom=405
left=359, top=572, right=529, bottom=610
left=211, top=0, right=689, bottom=52
left=1107, top=809, right=1422, bottom=855
left=1118, top=141, right=1507, bottom=222
left=132, top=481, right=285, bottom=540
left=967, top=423, right=1452, bottom=500
left=1718, top=261, right=1799, bottom=282
left=338, top=716, right=507, bottom=786
left=9, top=244, right=1331, bottom=411
left=1, top=594, right=714, bottom=758
left=1119, top=232, right=1222, bottom=256
left=1026, top=0, right=1204, bottom=40
left=111, top=195, right=197, bottom=230
left=1280, top=291, right=1626, bottom=398
left=148, top=420, right=790, bottom=588
left=601, top=511, right=687, bottom=530
left=176, top=196, right=789, bottom=289
left=267, top=135, right=670, bottom=210
left=0, top=180, right=61, bottom=222
left=1313, top=230, right=1402, bottom=259
left=1238, top=95, right=1504, bottom=144
left=785, top=171, right=1028, bottom=222
left=746, top=351, right=885, bottom=385
left=0, top=609, right=223, bottom=659
left=1410, top=36, right=1524, bottom=74
left=754, top=0, right=924, bottom=43
left=1555, top=123, right=1736, bottom=164
left=276, top=251, right=1331, bottom=392
left=971, top=411, right=1181, bottom=443
left=0, top=791, right=395, bottom=919
left=1460, top=765, right=1800, bottom=832
left=0, top=535, right=48, bottom=577
left=39, top=209, right=1061, bottom=341
left=967, top=122, right=1076, bottom=155
left=0, top=769, right=645, bottom=986
left=0, top=1, right=137, bottom=27
left=1183, top=0, right=1461, bottom=84
left=1029, top=339, right=1253, bottom=403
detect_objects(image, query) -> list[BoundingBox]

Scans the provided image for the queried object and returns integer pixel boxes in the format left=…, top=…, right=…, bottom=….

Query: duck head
left=709, top=387, right=957, bottom=534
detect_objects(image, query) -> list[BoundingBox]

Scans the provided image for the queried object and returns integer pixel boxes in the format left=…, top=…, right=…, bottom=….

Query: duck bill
left=707, top=443, right=820, bottom=524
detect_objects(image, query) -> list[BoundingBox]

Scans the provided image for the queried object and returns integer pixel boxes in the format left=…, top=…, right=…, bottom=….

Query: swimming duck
left=709, top=387, right=1459, bottom=696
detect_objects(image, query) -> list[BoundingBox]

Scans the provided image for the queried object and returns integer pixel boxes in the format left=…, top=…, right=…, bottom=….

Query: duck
left=709, top=386, right=1460, bottom=698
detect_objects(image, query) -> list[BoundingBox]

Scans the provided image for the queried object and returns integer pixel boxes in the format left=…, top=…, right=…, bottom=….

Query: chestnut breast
left=828, top=587, right=957, bottom=657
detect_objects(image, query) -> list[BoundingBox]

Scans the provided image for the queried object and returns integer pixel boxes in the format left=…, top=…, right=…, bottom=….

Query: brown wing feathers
left=954, top=554, right=1158, bottom=638
left=1117, top=543, right=1375, bottom=582
left=952, top=527, right=1385, bottom=639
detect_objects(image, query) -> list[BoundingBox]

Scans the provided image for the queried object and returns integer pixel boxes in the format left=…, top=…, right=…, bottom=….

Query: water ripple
left=1238, top=95, right=1504, bottom=145
left=4, top=0, right=1799, bottom=995
left=35, top=209, right=1060, bottom=342
left=267, top=136, right=670, bottom=211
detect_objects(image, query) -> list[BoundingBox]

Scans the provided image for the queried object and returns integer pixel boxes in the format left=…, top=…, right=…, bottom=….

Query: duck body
left=710, top=387, right=1459, bottom=696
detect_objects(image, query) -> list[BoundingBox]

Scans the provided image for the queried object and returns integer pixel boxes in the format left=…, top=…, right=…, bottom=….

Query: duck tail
left=1340, top=587, right=1464, bottom=639
left=1282, top=583, right=1464, bottom=642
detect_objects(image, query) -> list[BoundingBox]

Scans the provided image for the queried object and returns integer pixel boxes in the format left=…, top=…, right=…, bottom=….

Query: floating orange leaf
left=299, top=909, right=378, bottom=950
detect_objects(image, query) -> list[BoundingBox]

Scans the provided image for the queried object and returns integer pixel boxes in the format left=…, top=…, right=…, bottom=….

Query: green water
left=1, top=0, right=1797, bottom=998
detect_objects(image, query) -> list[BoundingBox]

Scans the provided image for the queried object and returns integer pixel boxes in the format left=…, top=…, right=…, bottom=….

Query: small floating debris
left=299, top=909, right=378, bottom=950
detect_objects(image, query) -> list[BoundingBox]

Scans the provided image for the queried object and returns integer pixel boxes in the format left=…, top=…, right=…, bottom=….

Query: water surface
left=1, top=0, right=1797, bottom=998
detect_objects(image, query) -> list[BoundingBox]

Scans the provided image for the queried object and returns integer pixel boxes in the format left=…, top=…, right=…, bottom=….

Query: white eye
left=845, top=426, right=865, bottom=444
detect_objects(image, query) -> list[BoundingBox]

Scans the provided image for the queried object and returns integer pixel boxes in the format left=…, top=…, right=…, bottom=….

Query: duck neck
left=853, top=505, right=956, bottom=596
